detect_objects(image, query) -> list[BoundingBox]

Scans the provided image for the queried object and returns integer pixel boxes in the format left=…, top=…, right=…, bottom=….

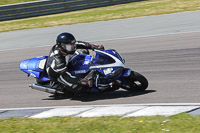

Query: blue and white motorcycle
left=20, top=49, right=148, bottom=95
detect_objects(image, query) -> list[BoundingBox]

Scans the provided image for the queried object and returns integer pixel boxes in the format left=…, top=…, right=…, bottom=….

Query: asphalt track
left=0, top=31, right=200, bottom=109
left=0, top=11, right=200, bottom=109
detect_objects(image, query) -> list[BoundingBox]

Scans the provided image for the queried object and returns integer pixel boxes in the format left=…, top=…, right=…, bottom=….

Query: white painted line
left=1, top=103, right=200, bottom=111
left=27, top=105, right=200, bottom=118
left=30, top=107, right=93, bottom=118
left=1, top=104, right=200, bottom=118
left=125, top=106, right=199, bottom=117
left=91, top=31, right=200, bottom=43
left=1, top=31, right=200, bottom=52
left=77, top=106, right=146, bottom=117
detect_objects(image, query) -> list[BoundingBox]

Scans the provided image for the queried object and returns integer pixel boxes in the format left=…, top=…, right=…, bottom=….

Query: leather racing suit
left=46, top=41, right=103, bottom=93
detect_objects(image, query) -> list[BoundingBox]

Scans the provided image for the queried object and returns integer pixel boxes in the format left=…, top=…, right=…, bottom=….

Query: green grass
left=0, top=113, right=200, bottom=133
left=0, top=0, right=38, bottom=5
left=0, top=0, right=200, bottom=33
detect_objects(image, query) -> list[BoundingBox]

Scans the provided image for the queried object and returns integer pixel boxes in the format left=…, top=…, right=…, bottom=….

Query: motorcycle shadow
left=44, top=89, right=156, bottom=101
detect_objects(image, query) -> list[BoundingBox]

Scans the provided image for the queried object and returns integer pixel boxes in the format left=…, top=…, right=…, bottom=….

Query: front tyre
left=126, top=71, right=148, bottom=92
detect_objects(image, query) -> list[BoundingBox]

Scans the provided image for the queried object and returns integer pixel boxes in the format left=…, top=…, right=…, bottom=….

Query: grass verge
left=0, top=113, right=200, bottom=132
left=0, top=0, right=200, bottom=33
left=0, top=0, right=38, bottom=5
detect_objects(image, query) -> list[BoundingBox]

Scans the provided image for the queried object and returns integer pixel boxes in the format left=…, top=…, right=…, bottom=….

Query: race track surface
left=0, top=32, right=200, bottom=109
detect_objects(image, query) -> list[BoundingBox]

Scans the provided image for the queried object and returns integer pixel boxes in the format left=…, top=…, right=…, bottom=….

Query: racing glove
left=91, top=44, right=105, bottom=51
left=78, top=70, right=95, bottom=87
left=79, top=78, right=93, bottom=87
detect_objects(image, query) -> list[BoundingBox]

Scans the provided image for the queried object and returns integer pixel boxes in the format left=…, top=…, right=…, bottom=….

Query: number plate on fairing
left=103, top=68, right=113, bottom=75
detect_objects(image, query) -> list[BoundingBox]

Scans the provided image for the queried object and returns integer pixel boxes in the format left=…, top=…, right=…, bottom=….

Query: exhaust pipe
left=29, top=83, right=63, bottom=94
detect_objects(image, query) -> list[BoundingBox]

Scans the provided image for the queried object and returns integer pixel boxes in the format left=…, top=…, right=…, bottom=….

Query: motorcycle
left=20, top=49, right=148, bottom=95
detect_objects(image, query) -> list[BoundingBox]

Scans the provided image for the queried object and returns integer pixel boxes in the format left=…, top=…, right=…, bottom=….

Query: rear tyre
left=126, top=71, right=148, bottom=92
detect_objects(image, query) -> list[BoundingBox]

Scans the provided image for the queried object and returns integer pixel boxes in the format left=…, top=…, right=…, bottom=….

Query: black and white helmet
left=56, top=32, right=76, bottom=54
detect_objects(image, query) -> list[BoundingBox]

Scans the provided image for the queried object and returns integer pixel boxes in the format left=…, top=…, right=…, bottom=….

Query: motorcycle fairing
left=20, top=56, right=50, bottom=81
left=68, top=49, right=125, bottom=78
left=116, top=68, right=133, bottom=88
left=104, top=49, right=125, bottom=64
left=68, top=49, right=126, bottom=84
left=20, top=49, right=127, bottom=83
left=121, top=68, right=132, bottom=77
left=97, top=68, right=131, bottom=85
left=67, top=54, right=92, bottom=78
left=90, top=49, right=125, bottom=69
left=93, top=67, right=124, bottom=85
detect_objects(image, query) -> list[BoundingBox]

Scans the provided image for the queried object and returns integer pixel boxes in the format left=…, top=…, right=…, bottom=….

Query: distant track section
left=0, top=0, right=143, bottom=21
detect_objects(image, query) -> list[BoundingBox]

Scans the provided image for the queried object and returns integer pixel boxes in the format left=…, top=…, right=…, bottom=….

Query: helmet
left=56, top=32, right=76, bottom=54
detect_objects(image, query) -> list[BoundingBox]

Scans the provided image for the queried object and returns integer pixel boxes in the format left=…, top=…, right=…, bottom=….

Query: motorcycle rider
left=46, top=32, right=104, bottom=94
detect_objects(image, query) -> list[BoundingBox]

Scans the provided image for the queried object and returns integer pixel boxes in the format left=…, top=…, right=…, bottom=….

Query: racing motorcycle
left=20, top=49, right=148, bottom=95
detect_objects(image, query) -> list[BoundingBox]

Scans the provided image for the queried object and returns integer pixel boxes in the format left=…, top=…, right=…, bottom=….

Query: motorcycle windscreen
left=91, top=52, right=115, bottom=66
left=105, top=49, right=125, bottom=64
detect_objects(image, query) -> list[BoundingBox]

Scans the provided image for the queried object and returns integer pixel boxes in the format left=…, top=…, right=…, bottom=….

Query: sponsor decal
left=103, top=68, right=113, bottom=75
left=83, top=60, right=90, bottom=65
left=74, top=70, right=86, bottom=74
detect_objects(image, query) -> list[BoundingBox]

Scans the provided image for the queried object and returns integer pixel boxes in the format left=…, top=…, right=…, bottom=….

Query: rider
left=46, top=32, right=104, bottom=94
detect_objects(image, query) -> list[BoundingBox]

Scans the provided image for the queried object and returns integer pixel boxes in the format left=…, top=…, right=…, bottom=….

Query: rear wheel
left=125, top=71, right=148, bottom=92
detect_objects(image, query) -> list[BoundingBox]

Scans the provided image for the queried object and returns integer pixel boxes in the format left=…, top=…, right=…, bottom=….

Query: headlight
left=109, top=68, right=123, bottom=78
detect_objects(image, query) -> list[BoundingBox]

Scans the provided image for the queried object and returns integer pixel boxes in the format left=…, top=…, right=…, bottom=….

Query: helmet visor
left=61, top=43, right=75, bottom=52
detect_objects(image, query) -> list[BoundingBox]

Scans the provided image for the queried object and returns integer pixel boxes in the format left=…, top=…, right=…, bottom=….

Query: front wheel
left=125, top=71, right=148, bottom=92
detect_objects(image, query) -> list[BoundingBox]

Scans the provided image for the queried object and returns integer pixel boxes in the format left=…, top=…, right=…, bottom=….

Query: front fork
left=91, top=68, right=133, bottom=91
left=117, top=68, right=133, bottom=89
